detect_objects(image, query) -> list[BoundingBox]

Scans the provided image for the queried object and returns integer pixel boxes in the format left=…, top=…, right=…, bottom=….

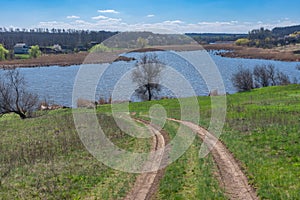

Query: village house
left=14, top=43, right=29, bottom=54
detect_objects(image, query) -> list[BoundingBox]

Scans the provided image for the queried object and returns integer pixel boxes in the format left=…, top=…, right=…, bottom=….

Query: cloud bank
left=38, top=11, right=299, bottom=33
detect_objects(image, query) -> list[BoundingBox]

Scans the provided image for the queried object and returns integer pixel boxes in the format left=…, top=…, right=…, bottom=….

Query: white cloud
left=147, top=14, right=155, bottom=18
left=98, top=9, right=119, bottom=14
left=37, top=19, right=300, bottom=34
left=67, top=15, right=80, bottom=19
left=92, top=15, right=108, bottom=20
left=163, top=20, right=184, bottom=24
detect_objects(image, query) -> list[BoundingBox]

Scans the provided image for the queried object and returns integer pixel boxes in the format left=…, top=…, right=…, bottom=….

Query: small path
left=169, top=119, right=258, bottom=200
left=124, top=119, right=168, bottom=200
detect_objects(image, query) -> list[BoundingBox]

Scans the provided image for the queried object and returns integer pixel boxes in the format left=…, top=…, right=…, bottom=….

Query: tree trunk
left=147, top=85, right=152, bottom=101
left=15, top=111, right=27, bottom=119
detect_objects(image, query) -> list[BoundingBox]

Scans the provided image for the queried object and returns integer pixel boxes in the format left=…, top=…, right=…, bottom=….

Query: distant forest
left=187, top=25, right=300, bottom=46
left=1, top=25, right=299, bottom=52
left=0, top=28, right=117, bottom=50
left=272, top=25, right=300, bottom=37
left=185, top=33, right=247, bottom=44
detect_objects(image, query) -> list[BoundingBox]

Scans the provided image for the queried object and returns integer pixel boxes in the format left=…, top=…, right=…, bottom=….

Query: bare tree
left=232, top=64, right=292, bottom=92
left=231, top=67, right=254, bottom=92
left=132, top=54, right=164, bottom=101
left=266, top=64, right=277, bottom=86
left=0, top=69, right=39, bottom=119
left=276, top=71, right=291, bottom=85
left=253, top=64, right=277, bottom=87
left=253, top=65, right=270, bottom=87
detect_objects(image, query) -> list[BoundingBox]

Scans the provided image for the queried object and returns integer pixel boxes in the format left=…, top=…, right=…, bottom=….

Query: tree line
left=186, top=33, right=247, bottom=44
left=235, top=26, right=300, bottom=48
left=0, top=27, right=117, bottom=51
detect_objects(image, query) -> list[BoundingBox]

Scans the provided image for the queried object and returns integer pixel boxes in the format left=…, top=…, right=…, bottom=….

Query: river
left=1, top=50, right=300, bottom=107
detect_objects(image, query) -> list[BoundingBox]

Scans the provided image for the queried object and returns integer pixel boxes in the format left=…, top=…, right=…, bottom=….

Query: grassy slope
left=0, top=110, right=150, bottom=199
left=104, top=85, right=300, bottom=199
left=222, top=85, right=300, bottom=199
left=156, top=122, right=226, bottom=199
left=1, top=85, right=299, bottom=199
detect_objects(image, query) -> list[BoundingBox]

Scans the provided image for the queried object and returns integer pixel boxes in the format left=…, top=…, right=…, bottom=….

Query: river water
left=1, top=50, right=300, bottom=107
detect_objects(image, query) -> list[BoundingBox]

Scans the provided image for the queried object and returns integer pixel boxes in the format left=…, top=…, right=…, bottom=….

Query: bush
left=276, top=71, right=291, bottom=85
left=0, top=44, right=9, bottom=61
left=232, top=64, right=292, bottom=92
left=253, top=64, right=277, bottom=87
left=29, top=45, right=42, bottom=58
left=89, top=44, right=111, bottom=53
left=235, top=38, right=250, bottom=46
left=231, top=67, right=254, bottom=92
left=77, top=98, right=96, bottom=109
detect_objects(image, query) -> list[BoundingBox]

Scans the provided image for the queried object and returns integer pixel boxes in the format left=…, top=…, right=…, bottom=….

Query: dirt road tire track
left=169, top=119, right=258, bottom=200
left=124, top=119, right=169, bottom=200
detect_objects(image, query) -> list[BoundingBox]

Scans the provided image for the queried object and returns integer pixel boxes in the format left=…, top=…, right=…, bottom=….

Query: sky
left=1, top=0, right=300, bottom=33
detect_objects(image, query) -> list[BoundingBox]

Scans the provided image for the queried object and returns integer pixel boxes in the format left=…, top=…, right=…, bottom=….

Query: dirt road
left=124, top=119, right=168, bottom=200
left=170, top=119, right=258, bottom=200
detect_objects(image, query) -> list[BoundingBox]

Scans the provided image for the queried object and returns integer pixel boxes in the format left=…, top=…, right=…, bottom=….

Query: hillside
left=272, top=24, right=300, bottom=37
left=1, top=85, right=300, bottom=199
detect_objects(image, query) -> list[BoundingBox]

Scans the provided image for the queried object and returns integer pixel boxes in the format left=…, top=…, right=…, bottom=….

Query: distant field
left=1, top=85, right=300, bottom=199
left=14, top=54, right=30, bottom=59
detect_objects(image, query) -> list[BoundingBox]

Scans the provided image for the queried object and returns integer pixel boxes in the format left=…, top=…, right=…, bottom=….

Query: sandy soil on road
left=170, top=119, right=258, bottom=200
left=124, top=119, right=169, bottom=200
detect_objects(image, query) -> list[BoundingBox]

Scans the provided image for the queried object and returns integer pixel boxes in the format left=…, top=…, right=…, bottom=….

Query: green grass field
left=221, top=85, right=300, bottom=199
left=14, top=54, right=31, bottom=59
left=1, top=85, right=299, bottom=199
left=0, top=111, right=150, bottom=199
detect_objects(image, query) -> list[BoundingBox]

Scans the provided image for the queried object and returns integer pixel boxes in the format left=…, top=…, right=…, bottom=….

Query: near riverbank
left=1, top=44, right=300, bottom=68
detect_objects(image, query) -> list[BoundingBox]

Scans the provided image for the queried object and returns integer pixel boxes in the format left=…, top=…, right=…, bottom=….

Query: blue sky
left=1, top=0, right=300, bottom=33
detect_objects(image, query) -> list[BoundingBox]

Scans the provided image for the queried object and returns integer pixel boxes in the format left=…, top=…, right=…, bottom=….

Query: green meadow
left=1, top=85, right=299, bottom=199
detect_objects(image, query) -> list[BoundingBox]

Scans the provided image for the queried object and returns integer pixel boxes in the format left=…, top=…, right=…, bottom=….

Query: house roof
left=14, top=43, right=28, bottom=48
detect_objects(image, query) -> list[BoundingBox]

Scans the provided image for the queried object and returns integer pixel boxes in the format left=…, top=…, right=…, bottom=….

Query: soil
left=170, top=119, right=258, bottom=200
left=0, top=50, right=127, bottom=69
left=1, top=43, right=299, bottom=69
left=124, top=119, right=169, bottom=200
left=204, top=43, right=300, bottom=62
left=0, top=44, right=203, bottom=69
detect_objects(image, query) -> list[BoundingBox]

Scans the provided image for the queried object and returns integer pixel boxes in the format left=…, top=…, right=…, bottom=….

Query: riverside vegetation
left=0, top=85, right=299, bottom=199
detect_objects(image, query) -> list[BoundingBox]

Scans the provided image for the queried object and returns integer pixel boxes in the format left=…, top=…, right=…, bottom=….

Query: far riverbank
left=1, top=44, right=300, bottom=68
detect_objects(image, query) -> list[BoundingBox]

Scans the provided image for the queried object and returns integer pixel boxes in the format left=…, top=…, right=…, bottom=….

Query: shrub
left=89, top=44, right=111, bottom=53
left=235, top=38, right=250, bottom=46
left=231, top=67, right=254, bottom=92
left=276, top=71, right=291, bottom=85
left=29, top=45, right=42, bottom=58
left=232, top=64, right=292, bottom=92
left=253, top=64, right=277, bottom=87
left=77, top=98, right=96, bottom=109
left=0, top=44, right=9, bottom=61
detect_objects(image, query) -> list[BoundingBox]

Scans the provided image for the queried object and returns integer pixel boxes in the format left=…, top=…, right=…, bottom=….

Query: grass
left=220, top=85, right=300, bottom=199
left=100, top=85, right=300, bottom=199
left=155, top=121, right=227, bottom=199
left=0, top=109, right=150, bottom=199
left=1, top=85, right=299, bottom=199
left=14, top=54, right=31, bottom=59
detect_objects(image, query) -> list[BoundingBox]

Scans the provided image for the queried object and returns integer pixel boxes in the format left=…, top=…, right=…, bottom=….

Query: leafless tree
left=0, top=69, right=39, bottom=119
left=253, top=64, right=277, bottom=87
left=232, top=64, right=292, bottom=92
left=266, top=64, right=277, bottom=86
left=276, top=71, right=291, bottom=85
left=253, top=65, right=271, bottom=87
left=231, top=67, right=254, bottom=92
left=132, top=54, right=165, bottom=101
